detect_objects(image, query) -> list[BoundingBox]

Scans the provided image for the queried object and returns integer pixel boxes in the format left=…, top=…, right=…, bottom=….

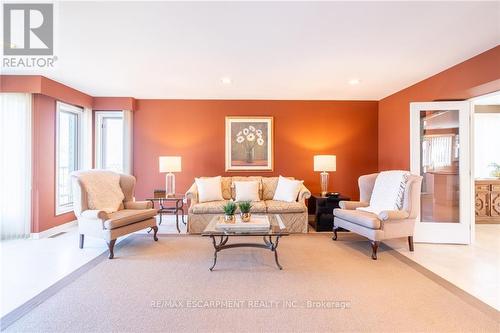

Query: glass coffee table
left=201, top=214, right=289, bottom=271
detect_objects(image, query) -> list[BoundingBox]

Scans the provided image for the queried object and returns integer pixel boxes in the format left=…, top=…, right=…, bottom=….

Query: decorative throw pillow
left=273, top=176, right=303, bottom=202
left=234, top=181, right=260, bottom=202
left=230, top=176, right=262, bottom=199
left=357, top=170, right=410, bottom=215
left=195, top=176, right=224, bottom=203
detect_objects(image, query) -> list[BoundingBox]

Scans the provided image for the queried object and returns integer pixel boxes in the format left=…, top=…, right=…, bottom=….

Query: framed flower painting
left=225, top=116, right=273, bottom=171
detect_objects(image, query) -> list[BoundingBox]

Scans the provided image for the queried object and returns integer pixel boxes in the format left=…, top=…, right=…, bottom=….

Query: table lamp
left=159, top=156, right=182, bottom=196
left=313, top=155, right=336, bottom=196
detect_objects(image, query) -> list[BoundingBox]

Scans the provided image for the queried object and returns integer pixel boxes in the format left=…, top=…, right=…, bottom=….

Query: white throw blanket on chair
left=357, top=170, right=409, bottom=215
left=78, top=170, right=125, bottom=213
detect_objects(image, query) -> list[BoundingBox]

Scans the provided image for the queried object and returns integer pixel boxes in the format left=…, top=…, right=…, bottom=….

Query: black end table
left=308, top=194, right=350, bottom=232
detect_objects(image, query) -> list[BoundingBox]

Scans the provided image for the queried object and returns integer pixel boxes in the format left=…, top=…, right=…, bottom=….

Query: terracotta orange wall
left=133, top=100, right=378, bottom=201
left=31, top=95, right=76, bottom=232
left=379, top=46, right=500, bottom=170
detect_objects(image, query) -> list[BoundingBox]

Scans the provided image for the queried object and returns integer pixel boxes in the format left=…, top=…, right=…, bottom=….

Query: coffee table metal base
left=208, top=235, right=283, bottom=271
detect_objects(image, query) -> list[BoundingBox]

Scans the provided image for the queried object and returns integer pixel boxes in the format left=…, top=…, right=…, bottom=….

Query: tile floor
left=386, top=224, right=500, bottom=310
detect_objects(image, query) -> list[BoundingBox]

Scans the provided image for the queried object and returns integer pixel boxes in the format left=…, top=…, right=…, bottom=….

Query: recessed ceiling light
left=348, top=78, right=361, bottom=85
left=221, top=77, right=232, bottom=85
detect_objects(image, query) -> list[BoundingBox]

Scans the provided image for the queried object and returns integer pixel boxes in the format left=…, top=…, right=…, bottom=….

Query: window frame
left=55, top=101, right=83, bottom=215
left=94, top=111, right=124, bottom=172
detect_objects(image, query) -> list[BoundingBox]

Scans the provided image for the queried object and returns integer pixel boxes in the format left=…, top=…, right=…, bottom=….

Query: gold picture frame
left=225, top=116, right=273, bottom=171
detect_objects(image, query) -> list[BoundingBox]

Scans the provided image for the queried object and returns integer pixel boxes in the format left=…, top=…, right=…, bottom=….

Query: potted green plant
left=223, top=201, right=237, bottom=223
left=238, top=201, right=252, bottom=222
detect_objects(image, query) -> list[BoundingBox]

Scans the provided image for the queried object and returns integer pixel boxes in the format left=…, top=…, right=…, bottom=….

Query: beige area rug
left=5, top=233, right=499, bottom=332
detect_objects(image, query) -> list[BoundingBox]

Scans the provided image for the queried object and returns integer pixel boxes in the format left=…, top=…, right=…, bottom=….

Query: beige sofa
left=186, top=176, right=311, bottom=233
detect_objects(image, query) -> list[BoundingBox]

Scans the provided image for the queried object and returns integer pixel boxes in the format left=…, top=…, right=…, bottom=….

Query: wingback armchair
left=333, top=172, right=423, bottom=260
left=71, top=170, right=158, bottom=259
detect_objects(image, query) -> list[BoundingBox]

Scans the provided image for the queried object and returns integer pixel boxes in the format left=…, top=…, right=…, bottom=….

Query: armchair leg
left=79, top=234, right=84, bottom=249
left=332, top=227, right=338, bottom=241
left=370, top=241, right=380, bottom=260
left=152, top=226, right=159, bottom=241
left=107, top=239, right=116, bottom=259
left=408, top=236, right=414, bottom=252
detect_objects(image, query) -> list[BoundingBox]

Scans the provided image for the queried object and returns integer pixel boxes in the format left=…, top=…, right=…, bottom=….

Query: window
left=475, top=113, right=500, bottom=178
left=95, top=111, right=124, bottom=173
left=422, top=135, right=454, bottom=169
left=56, top=102, right=83, bottom=215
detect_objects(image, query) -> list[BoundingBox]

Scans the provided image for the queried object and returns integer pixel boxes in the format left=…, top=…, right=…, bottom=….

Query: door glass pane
left=57, top=111, right=78, bottom=208
left=420, top=110, right=460, bottom=223
left=103, top=117, right=123, bottom=172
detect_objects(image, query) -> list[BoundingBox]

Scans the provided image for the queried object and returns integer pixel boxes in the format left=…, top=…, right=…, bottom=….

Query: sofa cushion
left=221, top=177, right=232, bottom=200
left=265, top=200, right=306, bottom=213
left=261, top=177, right=278, bottom=200
left=333, top=208, right=381, bottom=229
left=104, top=209, right=157, bottom=229
left=235, top=201, right=267, bottom=213
left=190, top=200, right=229, bottom=214
left=231, top=176, right=262, bottom=199
left=195, top=176, right=224, bottom=203
left=234, top=181, right=261, bottom=202
left=262, top=176, right=295, bottom=200
left=273, top=176, right=303, bottom=202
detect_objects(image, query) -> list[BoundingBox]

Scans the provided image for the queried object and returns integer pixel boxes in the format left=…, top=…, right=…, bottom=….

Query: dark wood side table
left=147, top=192, right=186, bottom=233
left=308, top=194, right=350, bottom=232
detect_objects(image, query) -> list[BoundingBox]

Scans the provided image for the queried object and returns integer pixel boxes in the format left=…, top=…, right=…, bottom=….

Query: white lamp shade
left=159, top=156, right=182, bottom=173
left=314, top=155, right=336, bottom=172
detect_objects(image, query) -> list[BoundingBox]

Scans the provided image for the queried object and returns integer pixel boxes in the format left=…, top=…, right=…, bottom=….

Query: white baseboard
left=30, top=220, right=77, bottom=239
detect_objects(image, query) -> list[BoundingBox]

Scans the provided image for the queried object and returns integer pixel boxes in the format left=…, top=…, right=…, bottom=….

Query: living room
left=1, top=1, right=499, bottom=332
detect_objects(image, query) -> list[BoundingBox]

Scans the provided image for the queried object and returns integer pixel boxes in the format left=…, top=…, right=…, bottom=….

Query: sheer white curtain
left=0, top=93, right=32, bottom=240
left=123, top=109, right=133, bottom=175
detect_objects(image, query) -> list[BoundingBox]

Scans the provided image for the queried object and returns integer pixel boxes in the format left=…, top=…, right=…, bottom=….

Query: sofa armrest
left=185, top=182, right=198, bottom=206
left=81, top=209, right=108, bottom=220
left=124, top=200, right=153, bottom=210
left=339, top=201, right=369, bottom=210
left=298, top=184, right=311, bottom=202
left=378, top=210, right=410, bottom=221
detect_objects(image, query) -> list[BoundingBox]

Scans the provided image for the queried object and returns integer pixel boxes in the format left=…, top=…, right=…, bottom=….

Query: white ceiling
left=4, top=1, right=500, bottom=100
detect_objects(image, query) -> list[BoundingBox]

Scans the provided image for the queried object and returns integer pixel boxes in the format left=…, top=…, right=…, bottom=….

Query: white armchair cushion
left=79, top=170, right=124, bottom=213
left=357, top=170, right=409, bottom=215
left=273, top=176, right=303, bottom=202
left=234, top=181, right=260, bottom=202
left=195, top=176, right=224, bottom=203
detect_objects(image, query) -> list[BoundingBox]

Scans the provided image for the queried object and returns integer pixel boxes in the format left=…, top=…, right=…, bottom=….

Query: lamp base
left=166, top=172, right=175, bottom=196
left=320, top=172, right=329, bottom=197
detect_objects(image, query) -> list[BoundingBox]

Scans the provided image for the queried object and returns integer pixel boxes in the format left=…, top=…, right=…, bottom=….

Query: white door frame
left=410, top=101, right=473, bottom=244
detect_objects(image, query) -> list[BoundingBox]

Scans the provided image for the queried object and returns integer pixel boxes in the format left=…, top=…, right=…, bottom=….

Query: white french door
left=410, top=101, right=473, bottom=244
